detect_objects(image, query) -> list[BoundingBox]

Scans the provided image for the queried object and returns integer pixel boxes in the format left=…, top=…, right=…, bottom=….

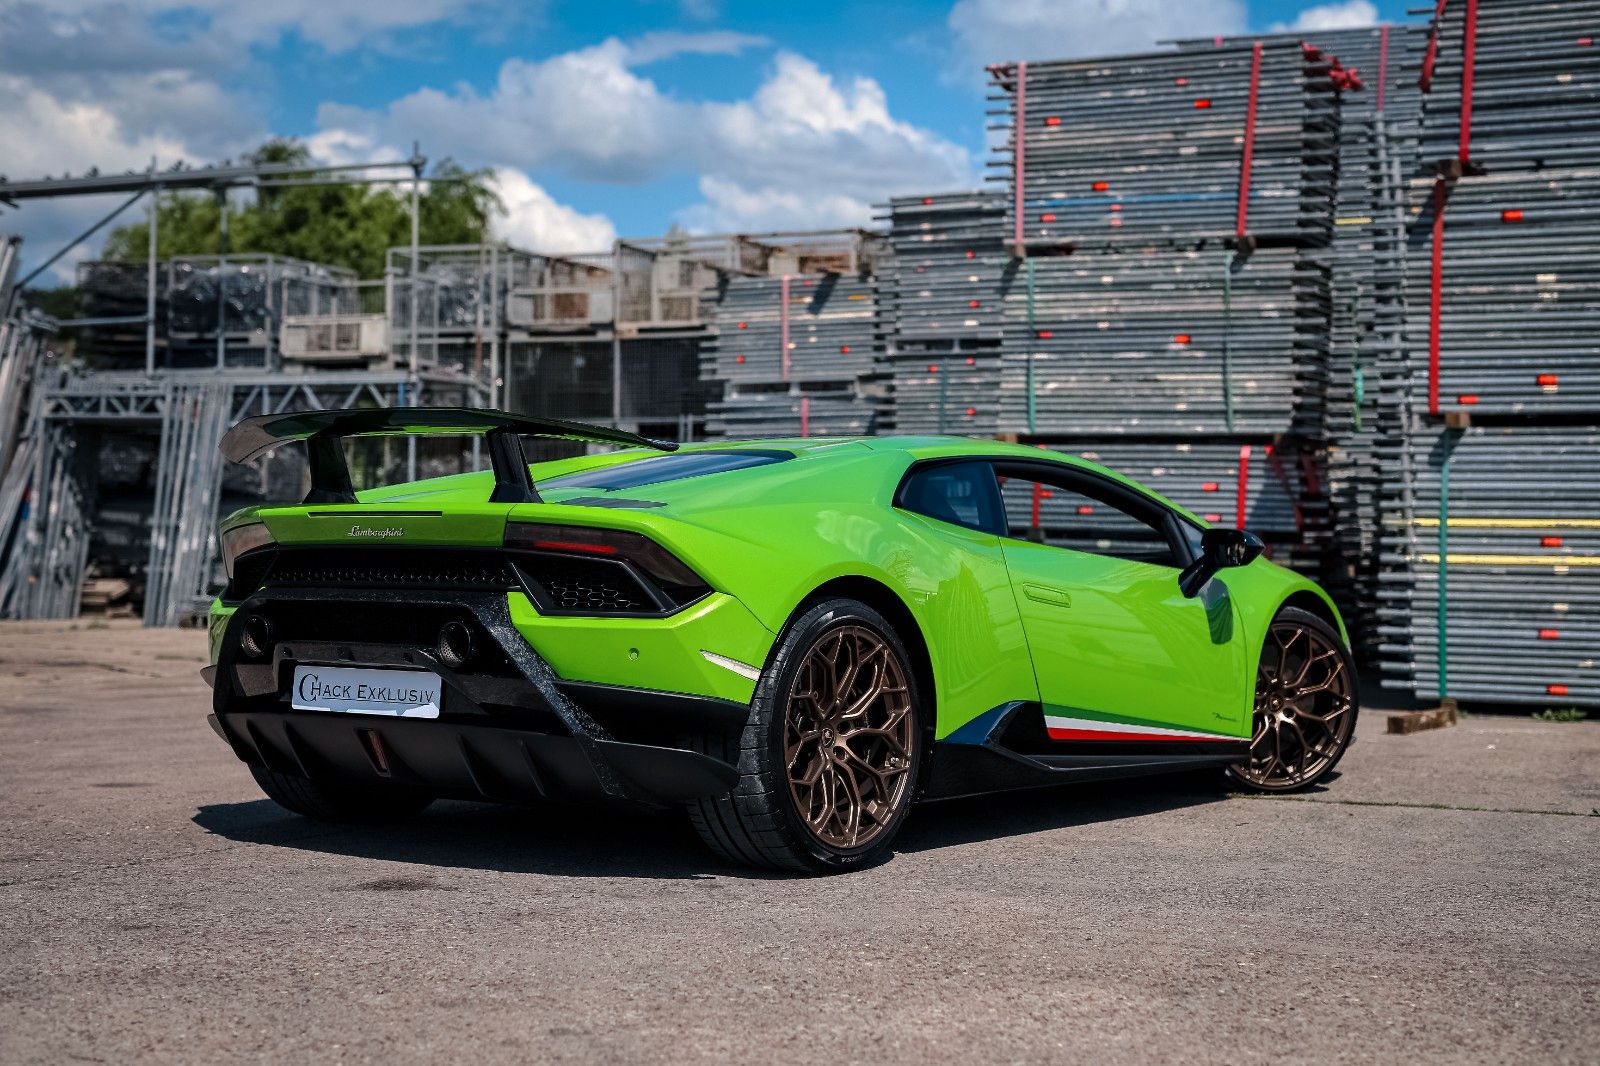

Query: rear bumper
left=209, top=587, right=748, bottom=806
left=210, top=709, right=738, bottom=805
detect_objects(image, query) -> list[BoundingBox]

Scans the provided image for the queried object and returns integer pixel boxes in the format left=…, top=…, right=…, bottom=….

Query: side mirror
left=1178, top=527, right=1265, bottom=599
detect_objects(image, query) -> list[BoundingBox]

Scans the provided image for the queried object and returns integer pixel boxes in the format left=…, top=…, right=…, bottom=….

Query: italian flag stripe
left=1044, top=713, right=1235, bottom=743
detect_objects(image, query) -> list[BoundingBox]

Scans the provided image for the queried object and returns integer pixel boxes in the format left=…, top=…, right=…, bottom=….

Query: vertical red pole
left=1235, top=43, right=1264, bottom=238
left=1428, top=179, right=1447, bottom=414
left=1459, top=0, right=1479, bottom=163
left=780, top=273, right=791, bottom=380
left=800, top=394, right=810, bottom=438
left=1030, top=480, right=1043, bottom=532
left=1419, top=0, right=1450, bottom=91
left=1236, top=444, right=1252, bottom=529
left=1377, top=24, right=1390, bottom=112
left=1013, top=61, right=1027, bottom=250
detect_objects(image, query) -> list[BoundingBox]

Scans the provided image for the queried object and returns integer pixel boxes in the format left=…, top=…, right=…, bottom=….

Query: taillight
left=504, top=523, right=710, bottom=615
left=221, top=522, right=275, bottom=580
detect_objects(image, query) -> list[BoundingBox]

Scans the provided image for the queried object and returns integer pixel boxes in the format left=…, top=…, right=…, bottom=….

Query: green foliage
left=20, top=285, right=79, bottom=320
left=1533, top=707, right=1588, bottom=723
left=100, top=140, right=500, bottom=278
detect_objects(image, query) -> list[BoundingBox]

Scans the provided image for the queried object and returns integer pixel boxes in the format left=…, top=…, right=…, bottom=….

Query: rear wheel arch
left=791, top=576, right=938, bottom=796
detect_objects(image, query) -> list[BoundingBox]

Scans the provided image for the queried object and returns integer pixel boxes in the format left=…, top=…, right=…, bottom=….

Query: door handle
left=1022, top=583, right=1071, bottom=608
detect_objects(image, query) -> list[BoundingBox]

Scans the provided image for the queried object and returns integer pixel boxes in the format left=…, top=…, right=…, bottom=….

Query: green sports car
left=204, top=408, right=1358, bottom=873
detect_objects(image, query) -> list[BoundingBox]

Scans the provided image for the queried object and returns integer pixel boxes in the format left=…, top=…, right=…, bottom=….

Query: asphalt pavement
left=2, top=620, right=1596, bottom=1064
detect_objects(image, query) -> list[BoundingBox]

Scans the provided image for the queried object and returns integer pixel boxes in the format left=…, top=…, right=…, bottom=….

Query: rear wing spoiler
left=218, top=407, right=677, bottom=505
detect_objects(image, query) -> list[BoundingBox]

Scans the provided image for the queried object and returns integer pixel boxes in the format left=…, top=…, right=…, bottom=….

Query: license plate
left=291, top=665, right=442, bottom=719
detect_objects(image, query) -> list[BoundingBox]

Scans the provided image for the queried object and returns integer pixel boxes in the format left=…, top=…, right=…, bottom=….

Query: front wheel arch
left=1278, top=589, right=1346, bottom=646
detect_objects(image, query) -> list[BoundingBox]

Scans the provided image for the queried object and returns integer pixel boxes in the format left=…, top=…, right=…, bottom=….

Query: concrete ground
left=1, top=620, right=1596, bottom=1065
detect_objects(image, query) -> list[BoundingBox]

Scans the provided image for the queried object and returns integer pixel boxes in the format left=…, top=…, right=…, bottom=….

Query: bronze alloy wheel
left=1232, top=618, right=1356, bottom=790
left=783, top=625, right=915, bottom=850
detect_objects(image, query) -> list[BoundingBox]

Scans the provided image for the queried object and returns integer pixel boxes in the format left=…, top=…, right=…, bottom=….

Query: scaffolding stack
left=1378, top=0, right=1600, bottom=708
left=879, top=191, right=1007, bottom=436
left=985, top=40, right=1350, bottom=568
left=1176, top=25, right=1427, bottom=658
left=0, top=236, right=82, bottom=619
left=702, top=272, right=887, bottom=438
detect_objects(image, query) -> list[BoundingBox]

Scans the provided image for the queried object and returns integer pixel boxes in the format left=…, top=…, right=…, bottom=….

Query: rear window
left=541, top=449, right=791, bottom=491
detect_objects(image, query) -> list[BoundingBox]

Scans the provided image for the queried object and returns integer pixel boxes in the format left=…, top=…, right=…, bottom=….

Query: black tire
left=1227, top=606, right=1359, bottom=793
left=686, top=598, right=925, bottom=874
left=249, top=765, right=434, bottom=822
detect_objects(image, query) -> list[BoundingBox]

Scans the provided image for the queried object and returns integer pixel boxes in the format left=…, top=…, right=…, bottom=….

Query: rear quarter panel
left=604, top=447, right=1039, bottom=739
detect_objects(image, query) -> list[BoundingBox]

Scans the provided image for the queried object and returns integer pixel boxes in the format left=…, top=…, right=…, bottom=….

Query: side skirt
left=922, top=702, right=1250, bottom=802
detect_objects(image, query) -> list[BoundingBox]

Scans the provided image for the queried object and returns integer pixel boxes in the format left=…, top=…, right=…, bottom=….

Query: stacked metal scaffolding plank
left=1178, top=25, right=1427, bottom=659
left=879, top=191, right=1007, bottom=436
left=0, top=235, right=81, bottom=619
left=1376, top=426, right=1600, bottom=706
left=988, top=42, right=1346, bottom=250
left=702, top=273, right=886, bottom=437
left=985, top=41, right=1348, bottom=569
left=1379, top=0, right=1600, bottom=708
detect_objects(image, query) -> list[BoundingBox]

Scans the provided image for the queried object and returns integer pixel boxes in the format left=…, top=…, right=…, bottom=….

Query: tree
left=100, top=140, right=501, bottom=278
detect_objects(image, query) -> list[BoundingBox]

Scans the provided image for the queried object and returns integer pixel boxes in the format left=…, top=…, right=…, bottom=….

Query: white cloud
left=624, top=30, right=770, bottom=65
left=1271, top=1, right=1380, bottom=32
left=0, top=72, right=254, bottom=283
left=947, top=0, right=1248, bottom=65
left=34, top=0, right=511, bottom=53
left=316, top=40, right=974, bottom=233
left=487, top=168, right=616, bottom=253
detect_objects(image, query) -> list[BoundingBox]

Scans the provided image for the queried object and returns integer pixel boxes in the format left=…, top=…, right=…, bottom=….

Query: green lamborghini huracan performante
left=204, top=409, right=1358, bottom=873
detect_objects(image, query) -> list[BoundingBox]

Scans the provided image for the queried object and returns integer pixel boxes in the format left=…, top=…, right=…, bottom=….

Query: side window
left=995, top=462, right=1181, bottom=568
left=897, top=461, right=1004, bottom=535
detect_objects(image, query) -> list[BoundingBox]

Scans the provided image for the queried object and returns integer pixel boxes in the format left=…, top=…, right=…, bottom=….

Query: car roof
left=665, top=435, right=1207, bottom=526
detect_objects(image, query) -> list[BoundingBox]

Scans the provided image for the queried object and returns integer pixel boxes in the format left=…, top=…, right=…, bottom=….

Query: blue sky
left=2, top=0, right=1419, bottom=279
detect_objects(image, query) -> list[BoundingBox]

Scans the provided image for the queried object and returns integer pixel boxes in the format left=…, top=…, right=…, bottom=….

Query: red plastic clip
left=1548, top=684, right=1570, bottom=696
left=1542, top=536, right=1564, bottom=548
left=1194, top=98, right=1212, bottom=109
left=1539, top=629, right=1560, bottom=640
left=1044, top=116, right=1061, bottom=126
left=1537, top=373, right=1558, bottom=387
left=1457, top=394, right=1480, bottom=405
left=1040, top=213, right=1057, bottom=222
left=1501, top=209, right=1523, bottom=222
left=1092, top=181, right=1109, bottom=191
